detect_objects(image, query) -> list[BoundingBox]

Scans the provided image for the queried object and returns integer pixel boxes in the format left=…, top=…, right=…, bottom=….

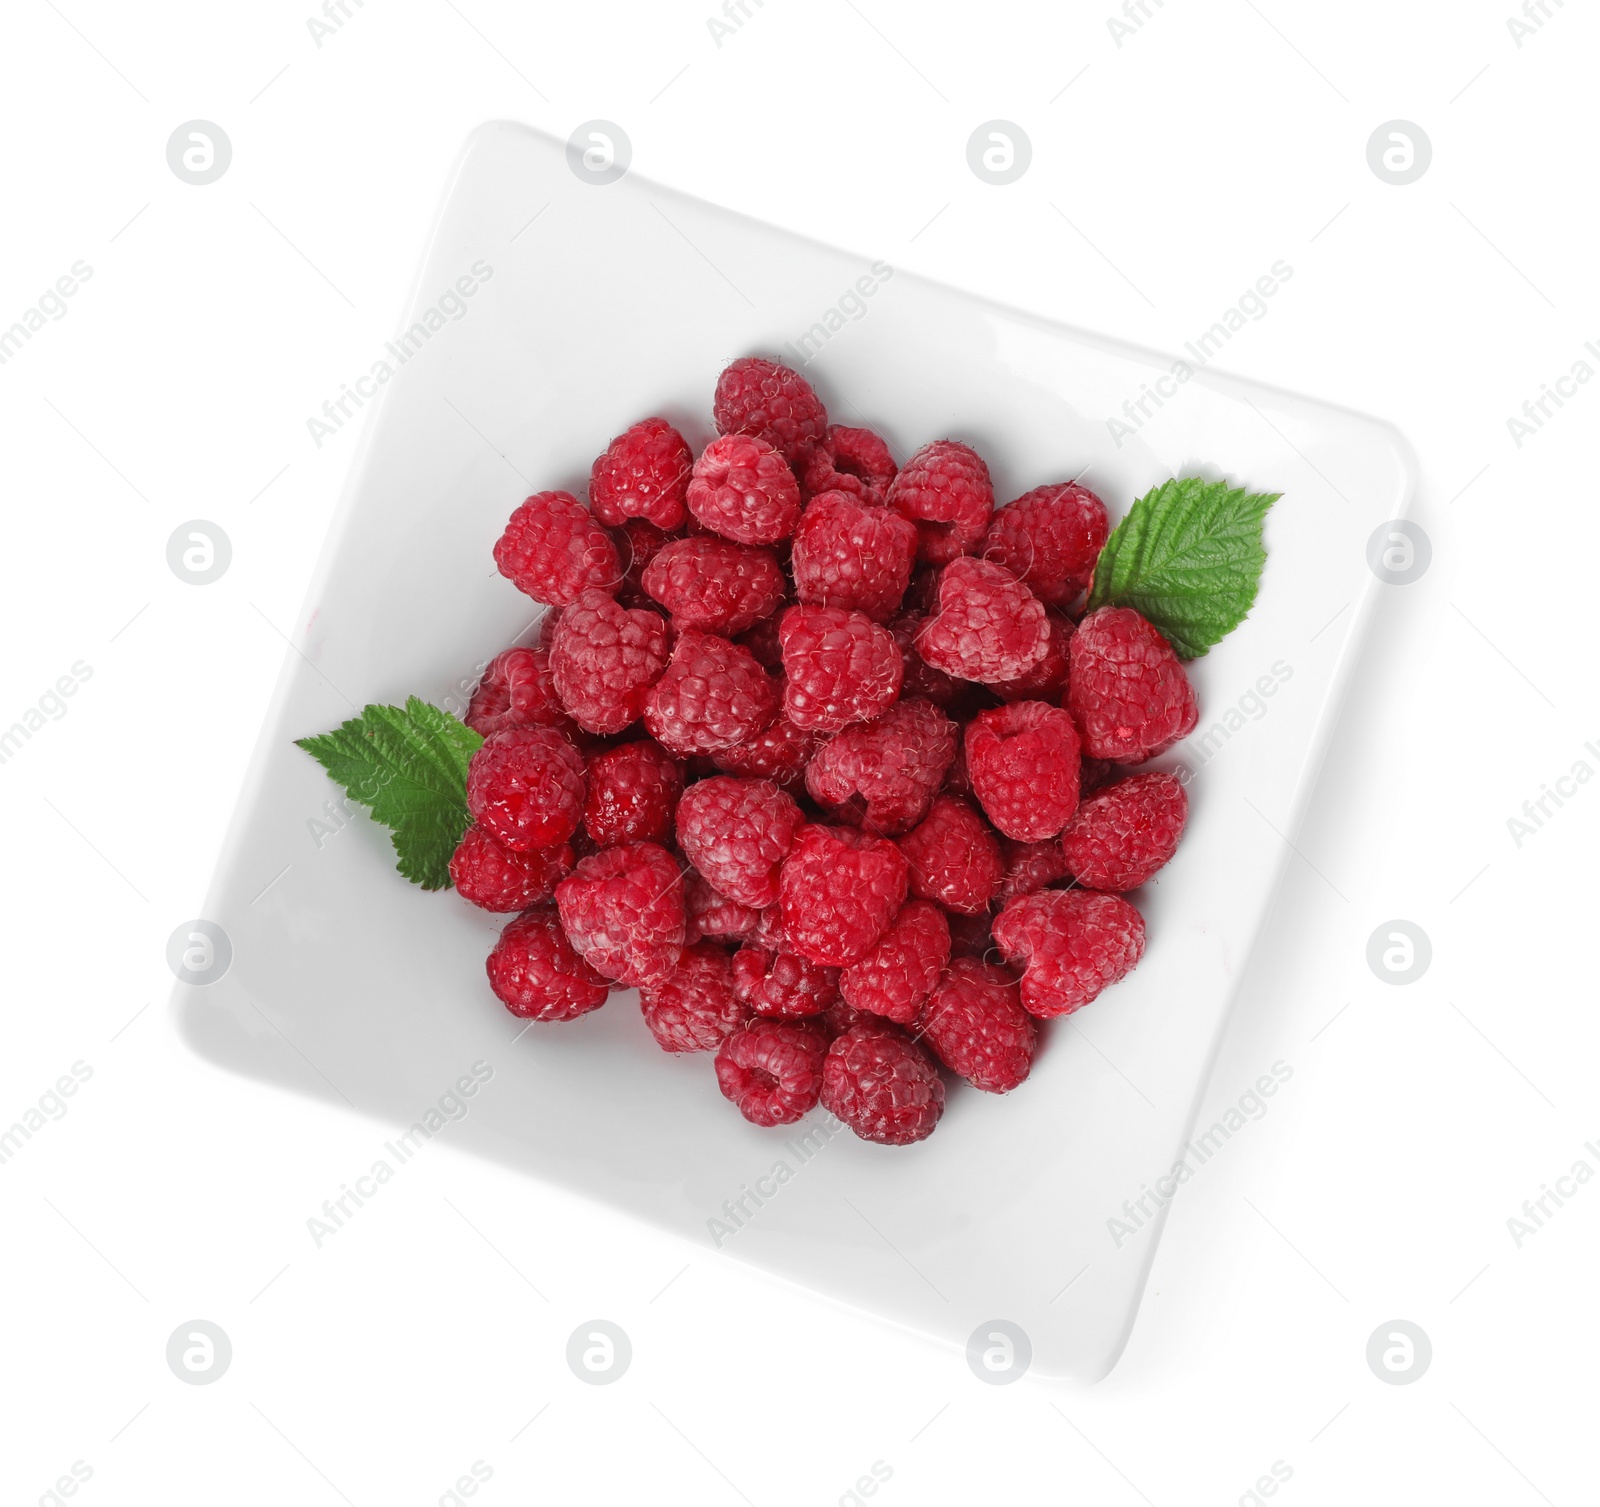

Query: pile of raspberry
left=453, top=357, right=1197, bottom=1148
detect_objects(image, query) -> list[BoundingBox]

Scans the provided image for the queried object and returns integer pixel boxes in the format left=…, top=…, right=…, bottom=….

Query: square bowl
left=177, top=121, right=1415, bottom=1382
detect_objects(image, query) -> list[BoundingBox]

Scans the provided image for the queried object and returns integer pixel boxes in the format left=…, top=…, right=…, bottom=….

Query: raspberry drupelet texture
left=918, top=557, right=1050, bottom=684
left=450, top=825, right=575, bottom=912
left=712, top=356, right=829, bottom=465
left=1059, top=771, right=1187, bottom=892
left=687, top=433, right=803, bottom=545
left=839, top=899, right=951, bottom=1025
left=684, top=869, right=761, bottom=945
left=1067, top=607, right=1198, bottom=763
left=918, top=958, right=1036, bottom=1093
left=790, top=490, right=918, bottom=623
left=715, top=1018, right=831, bottom=1127
left=778, top=605, right=904, bottom=732
left=465, top=646, right=571, bottom=738
left=800, top=424, right=898, bottom=506
left=805, top=698, right=958, bottom=836
left=887, top=440, right=995, bottom=565
left=588, top=417, right=693, bottom=531
left=642, top=629, right=779, bottom=754
left=822, top=1022, right=945, bottom=1145
left=945, top=909, right=997, bottom=960
left=992, top=887, right=1146, bottom=1018
left=731, top=946, right=840, bottom=1019
left=582, top=740, right=684, bottom=848
left=707, top=704, right=818, bottom=788
left=778, top=823, right=909, bottom=968
left=981, top=482, right=1110, bottom=606
left=611, top=517, right=676, bottom=606
left=548, top=589, right=671, bottom=735
left=486, top=907, right=609, bottom=1021
left=964, top=700, right=1082, bottom=842
left=641, top=537, right=786, bottom=637
left=995, top=836, right=1073, bottom=907
left=555, top=840, right=685, bottom=987
left=494, top=491, right=621, bottom=607
left=639, top=942, right=750, bottom=1052
left=886, top=613, right=965, bottom=709
left=989, top=610, right=1074, bottom=703
left=466, top=726, right=587, bottom=853
left=675, top=775, right=803, bottom=909
left=897, top=795, right=1003, bottom=916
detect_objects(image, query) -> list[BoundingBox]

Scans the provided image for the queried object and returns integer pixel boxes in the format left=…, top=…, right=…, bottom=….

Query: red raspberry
left=821, top=1022, right=945, bottom=1146
left=467, top=726, right=586, bottom=852
left=886, top=440, right=994, bottom=565
left=639, top=941, right=749, bottom=1052
left=945, top=909, right=997, bottom=960
left=675, top=775, right=803, bottom=909
left=714, top=1018, right=830, bottom=1127
left=731, top=946, right=840, bottom=1019
left=450, top=825, right=575, bottom=912
left=712, top=356, right=828, bottom=465
left=777, top=605, right=903, bottom=732
left=790, top=491, right=917, bottom=622
left=486, top=907, right=609, bottom=1021
left=548, top=589, right=670, bottom=735
left=804, top=699, right=957, bottom=836
left=465, top=646, right=570, bottom=738
left=708, top=704, right=818, bottom=788
left=747, top=904, right=788, bottom=951
left=687, top=433, right=803, bottom=545
left=684, top=869, right=760, bottom=944
left=965, top=701, right=1082, bottom=841
left=992, top=888, right=1145, bottom=1018
left=897, top=796, right=1002, bottom=916
left=886, top=614, right=964, bottom=709
left=800, top=424, right=897, bottom=506
left=583, top=740, right=683, bottom=847
left=981, top=483, right=1109, bottom=606
left=917, top=557, right=1050, bottom=684
left=611, top=518, right=677, bottom=604
left=589, top=417, right=693, bottom=530
left=839, top=900, right=950, bottom=1025
left=990, top=611, right=1073, bottom=703
left=918, top=958, right=1036, bottom=1093
left=819, top=996, right=868, bottom=1037
left=778, top=824, right=909, bottom=968
left=1081, top=756, right=1120, bottom=794
left=641, top=537, right=786, bottom=636
left=555, top=840, right=685, bottom=987
left=735, top=611, right=786, bottom=672
left=995, top=836, right=1072, bottom=907
left=940, top=739, right=973, bottom=798
left=642, top=630, right=779, bottom=755
left=494, top=491, right=621, bottom=607
left=1067, top=607, right=1198, bottom=762
left=1060, top=772, right=1187, bottom=891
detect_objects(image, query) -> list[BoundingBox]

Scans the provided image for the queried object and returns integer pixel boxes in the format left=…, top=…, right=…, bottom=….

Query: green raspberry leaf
left=1085, top=476, right=1279, bottom=659
left=295, top=697, right=482, bottom=890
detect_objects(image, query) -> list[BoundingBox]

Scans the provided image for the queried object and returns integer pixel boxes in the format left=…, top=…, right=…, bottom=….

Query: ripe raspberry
left=1059, top=772, right=1187, bottom=892
left=684, top=869, right=760, bottom=945
left=897, top=796, right=1002, bottom=916
left=687, top=433, right=803, bottom=545
left=790, top=491, right=917, bottom=622
left=819, top=996, right=868, bottom=1037
left=548, top=589, right=670, bottom=735
left=804, top=699, right=957, bottom=836
left=731, top=946, right=840, bottom=1019
left=917, top=558, right=1050, bottom=684
left=887, top=614, right=964, bottom=709
left=778, top=824, right=909, bottom=968
left=465, top=646, right=571, bottom=738
left=945, top=909, right=997, bottom=960
left=777, top=605, right=903, bottom=732
left=965, top=701, right=1082, bottom=842
left=800, top=424, right=897, bottom=506
left=589, top=417, right=693, bottom=530
left=641, top=537, right=785, bottom=636
left=735, top=611, right=786, bottom=672
left=494, top=491, right=621, bottom=607
left=583, top=740, right=683, bottom=847
left=992, top=888, right=1145, bottom=1018
left=1067, top=607, right=1198, bottom=762
left=642, top=629, right=779, bottom=755
left=675, top=775, right=803, bottom=909
left=886, top=440, right=994, bottom=565
left=450, top=825, right=574, bottom=912
left=995, top=836, right=1072, bottom=907
left=821, top=1022, right=944, bottom=1145
left=467, top=726, right=586, bottom=852
left=611, top=517, right=677, bottom=604
left=839, top=900, right=950, bottom=1025
left=555, top=840, right=685, bottom=987
left=708, top=704, right=818, bottom=788
left=990, top=611, right=1073, bottom=703
left=486, top=907, right=609, bottom=1021
left=715, top=1018, right=830, bottom=1127
left=639, top=942, right=749, bottom=1052
left=981, top=483, right=1110, bottom=606
left=747, top=904, right=787, bottom=952
left=918, top=959, right=1036, bottom=1093
left=713, top=356, right=829, bottom=464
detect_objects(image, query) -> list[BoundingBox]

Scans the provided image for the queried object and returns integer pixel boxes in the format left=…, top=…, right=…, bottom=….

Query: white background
left=1, top=1, right=1595, bottom=1503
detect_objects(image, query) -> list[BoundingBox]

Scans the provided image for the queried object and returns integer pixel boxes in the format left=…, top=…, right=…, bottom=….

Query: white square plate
left=178, top=122, right=1415, bottom=1382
